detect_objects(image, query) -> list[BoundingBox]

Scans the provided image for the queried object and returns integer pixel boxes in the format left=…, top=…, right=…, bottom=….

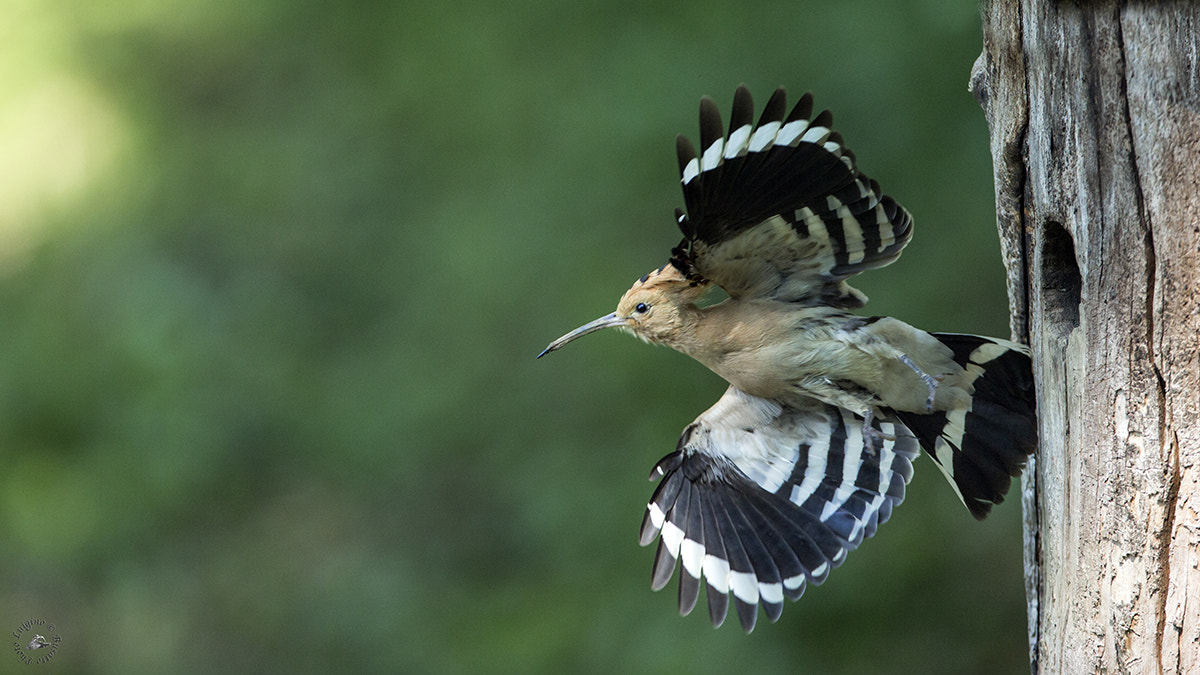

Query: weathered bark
left=972, top=1, right=1200, bottom=673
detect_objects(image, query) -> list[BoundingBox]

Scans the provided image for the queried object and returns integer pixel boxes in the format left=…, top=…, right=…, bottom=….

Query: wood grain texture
left=975, top=1, right=1200, bottom=672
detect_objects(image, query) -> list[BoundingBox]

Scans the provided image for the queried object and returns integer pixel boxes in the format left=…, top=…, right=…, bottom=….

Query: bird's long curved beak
left=537, top=313, right=626, bottom=358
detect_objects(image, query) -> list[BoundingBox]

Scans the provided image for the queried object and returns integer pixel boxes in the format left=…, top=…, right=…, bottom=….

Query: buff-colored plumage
left=538, top=86, right=1037, bottom=632
left=545, top=263, right=974, bottom=418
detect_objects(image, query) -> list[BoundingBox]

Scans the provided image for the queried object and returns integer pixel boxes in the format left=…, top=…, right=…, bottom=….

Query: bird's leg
left=860, top=407, right=895, bottom=455
left=897, top=354, right=943, bottom=412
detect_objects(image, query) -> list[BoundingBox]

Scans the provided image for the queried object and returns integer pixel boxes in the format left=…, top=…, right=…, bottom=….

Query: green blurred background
left=1, top=0, right=1028, bottom=672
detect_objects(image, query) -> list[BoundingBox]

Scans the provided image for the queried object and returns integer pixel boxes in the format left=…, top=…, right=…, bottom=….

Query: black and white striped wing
left=638, top=386, right=919, bottom=632
left=672, top=86, right=913, bottom=308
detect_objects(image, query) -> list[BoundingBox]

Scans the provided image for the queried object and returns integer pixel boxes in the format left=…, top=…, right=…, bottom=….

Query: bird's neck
left=674, top=300, right=785, bottom=373
left=643, top=300, right=706, bottom=354
left=653, top=300, right=736, bottom=362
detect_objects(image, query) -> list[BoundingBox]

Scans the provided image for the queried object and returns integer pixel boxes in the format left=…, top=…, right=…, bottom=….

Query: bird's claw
left=860, top=408, right=895, bottom=455
left=899, top=354, right=943, bottom=412
left=922, top=373, right=945, bottom=412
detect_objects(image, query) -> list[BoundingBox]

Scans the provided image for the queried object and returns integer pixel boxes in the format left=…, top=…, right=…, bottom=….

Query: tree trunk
left=971, top=1, right=1200, bottom=673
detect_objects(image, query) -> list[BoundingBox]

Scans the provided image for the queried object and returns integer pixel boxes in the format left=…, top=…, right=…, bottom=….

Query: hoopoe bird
left=539, top=86, right=1037, bottom=632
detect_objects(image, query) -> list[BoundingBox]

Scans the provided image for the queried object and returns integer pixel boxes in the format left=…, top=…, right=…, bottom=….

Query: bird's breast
left=688, top=304, right=868, bottom=404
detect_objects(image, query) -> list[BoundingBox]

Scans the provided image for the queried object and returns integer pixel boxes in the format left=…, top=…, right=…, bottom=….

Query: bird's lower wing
left=639, top=386, right=919, bottom=632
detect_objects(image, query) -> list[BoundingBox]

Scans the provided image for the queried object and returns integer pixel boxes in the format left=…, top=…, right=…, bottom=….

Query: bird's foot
left=898, top=354, right=944, bottom=412
left=860, top=407, right=895, bottom=455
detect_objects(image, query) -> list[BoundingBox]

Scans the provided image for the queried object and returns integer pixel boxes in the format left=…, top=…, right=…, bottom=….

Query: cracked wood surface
left=974, top=2, right=1200, bottom=673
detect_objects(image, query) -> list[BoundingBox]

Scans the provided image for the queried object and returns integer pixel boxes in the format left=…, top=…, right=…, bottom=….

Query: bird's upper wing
left=639, top=386, right=919, bottom=632
left=672, top=86, right=913, bottom=308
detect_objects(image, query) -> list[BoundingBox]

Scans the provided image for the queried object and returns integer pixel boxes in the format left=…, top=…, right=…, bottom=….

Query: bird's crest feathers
left=626, top=263, right=708, bottom=299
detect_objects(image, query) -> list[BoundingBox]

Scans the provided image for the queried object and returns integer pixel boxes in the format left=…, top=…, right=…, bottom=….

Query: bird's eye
left=635, top=302, right=649, bottom=314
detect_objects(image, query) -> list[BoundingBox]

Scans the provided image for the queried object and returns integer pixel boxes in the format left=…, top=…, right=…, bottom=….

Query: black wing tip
left=676, top=134, right=697, bottom=175
left=698, top=96, right=724, bottom=149
left=706, top=586, right=729, bottom=628
left=735, top=598, right=758, bottom=633
left=763, top=600, right=784, bottom=624
left=758, top=87, right=788, bottom=126
left=729, top=85, right=754, bottom=132
left=678, top=570, right=702, bottom=616
left=786, top=91, right=814, bottom=124
left=638, top=510, right=660, bottom=547
left=650, top=540, right=678, bottom=591
left=648, top=450, right=684, bottom=481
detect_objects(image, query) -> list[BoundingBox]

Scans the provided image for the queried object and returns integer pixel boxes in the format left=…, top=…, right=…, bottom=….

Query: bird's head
left=538, top=263, right=709, bottom=358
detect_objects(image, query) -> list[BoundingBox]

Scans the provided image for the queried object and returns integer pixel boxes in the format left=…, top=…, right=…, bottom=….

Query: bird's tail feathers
left=895, top=333, right=1037, bottom=519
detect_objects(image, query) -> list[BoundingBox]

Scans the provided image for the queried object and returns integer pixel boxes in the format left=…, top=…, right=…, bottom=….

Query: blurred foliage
left=0, top=0, right=1027, bottom=672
